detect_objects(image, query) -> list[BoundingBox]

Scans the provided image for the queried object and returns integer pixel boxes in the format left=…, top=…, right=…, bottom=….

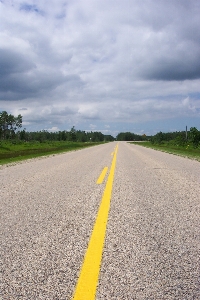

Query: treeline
left=19, top=127, right=115, bottom=142
left=0, top=111, right=114, bottom=143
left=116, top=132, right=148, bottom=141
left=1, top=111, right=199, bottom=147
left=151, top=127, right=200, bottom=148
left=116, top=127, right=200, bottom=149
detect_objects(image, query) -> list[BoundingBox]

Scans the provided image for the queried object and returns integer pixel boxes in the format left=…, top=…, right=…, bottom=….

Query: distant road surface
left=1, top=142, right=199, bottom=299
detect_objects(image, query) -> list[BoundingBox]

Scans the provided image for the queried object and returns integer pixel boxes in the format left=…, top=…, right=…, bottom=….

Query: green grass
left=130, top=141, right=200, bottom=161
left=0, top=140, right=103, bottom=165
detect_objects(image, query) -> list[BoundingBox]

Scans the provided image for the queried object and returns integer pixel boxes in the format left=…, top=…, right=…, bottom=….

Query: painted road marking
left=96, top=167, right=108, bottom=184
left=72, top=145, right=118, bottom=300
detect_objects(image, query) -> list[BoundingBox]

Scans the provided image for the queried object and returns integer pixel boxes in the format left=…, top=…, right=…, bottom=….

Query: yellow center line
left=96, top=167, right=108, bottom=184
left=72, top=145, right=118, bottom=300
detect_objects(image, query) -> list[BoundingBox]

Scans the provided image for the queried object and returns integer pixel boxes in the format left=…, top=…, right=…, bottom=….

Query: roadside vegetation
left=0, top=140, right=104, bottom=165
left=116, top=131, right=148, bottom=141
left=1, top=110, right=200, bottom=163
left=0, top=111, right=114, bottom=165
left=130, top=128, right=200, bottom=161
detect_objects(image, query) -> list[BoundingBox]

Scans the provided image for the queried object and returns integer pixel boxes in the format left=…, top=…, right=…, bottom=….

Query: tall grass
left=130, top=141, right=200, bottom=161
left=0, top=140, right=102, bottom=165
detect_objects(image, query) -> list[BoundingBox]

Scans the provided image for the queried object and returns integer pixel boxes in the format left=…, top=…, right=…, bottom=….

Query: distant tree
left=16, top=126, right=114, bottom=143
left=189, top=127, right=200, bottom=148
left=19, top=129, right=26, bottom=140
left=172, top=132, right=186, bottom=147
left=149, top=129, right=200, bottom=148
left=70, top=126, right=77, bottom=141
left=151, top=131, right=164, bottom=144
left=116, top=132, right=145, bottom=141
left=91, top=131, right=104, bottom=142
left=0, top=111, right=22, bottom=139
left=76, top=130, right=87, bottom=142
left=104, top=135, right=115, bottom=142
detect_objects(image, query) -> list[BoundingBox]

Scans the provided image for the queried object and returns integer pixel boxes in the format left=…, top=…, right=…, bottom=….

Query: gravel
left=97, top=142, right=200, bottom=299
left=1, top=142, right=199, bottom=299
left=1, top=144, right=112, bottom=299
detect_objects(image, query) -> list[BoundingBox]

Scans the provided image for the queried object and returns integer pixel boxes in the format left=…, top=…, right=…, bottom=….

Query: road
left=1, top=142, right=199, bottom=299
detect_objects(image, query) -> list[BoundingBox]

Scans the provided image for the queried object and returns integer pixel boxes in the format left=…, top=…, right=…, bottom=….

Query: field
left=130, top=141, right=200, bottom=161
left=0, top=140, right=102, bottom=165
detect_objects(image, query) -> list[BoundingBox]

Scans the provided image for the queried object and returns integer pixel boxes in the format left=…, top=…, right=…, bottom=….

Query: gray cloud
left=0, top=0, right=200, bottom=134
left=142, top=54, right=200, bottom=81
left=20, top=3, right=44, bottom=15
left=0, top=49, right=35, bottom=76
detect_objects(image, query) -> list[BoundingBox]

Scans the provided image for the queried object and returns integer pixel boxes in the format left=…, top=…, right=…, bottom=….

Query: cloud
left=89, top=124, right=97, bottom=131
left=0, top=0, right=200, bottom=135
left=0, top=49, right=35, bottom=76
left=139, top=39, right=200, bottom=81
left=48, top=126, right=60, bottom=132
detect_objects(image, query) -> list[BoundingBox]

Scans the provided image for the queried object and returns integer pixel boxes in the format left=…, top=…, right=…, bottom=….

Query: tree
left=151, top=131, right=164, bottom=144
left=0, top=111, right=22, bottom=139
left=189, top=127, right=200, bottom=148
left=104, top=135, right=115, bottom=142
left=70, top=126, right=77, bottom=141
left=76, top=130, right=87, bottom=142
left=116, top=132, right=145, bottom=141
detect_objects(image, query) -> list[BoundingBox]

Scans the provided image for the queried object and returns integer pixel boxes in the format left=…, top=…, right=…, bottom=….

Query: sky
left=0, top=0, right=200, bottom=137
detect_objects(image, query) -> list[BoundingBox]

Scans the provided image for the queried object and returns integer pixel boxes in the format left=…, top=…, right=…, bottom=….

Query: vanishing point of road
left=1, top=142, right=199, bottom=299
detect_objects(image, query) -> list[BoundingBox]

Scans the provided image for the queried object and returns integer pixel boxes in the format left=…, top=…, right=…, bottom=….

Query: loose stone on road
left=1, top=142, right=199, bottom=299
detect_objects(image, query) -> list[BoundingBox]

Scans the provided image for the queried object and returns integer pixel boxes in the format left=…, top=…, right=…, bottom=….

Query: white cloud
left=89, top=124, right=97, bottom=131
left=0, top=0, right=200, bottom=135
left=48, top=126, right=60, bottom=132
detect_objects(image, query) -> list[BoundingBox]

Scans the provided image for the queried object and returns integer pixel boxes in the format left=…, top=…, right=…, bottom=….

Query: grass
left=0, top=140, right=103, bottom=165
left=130, top=141, right=200, bottom=161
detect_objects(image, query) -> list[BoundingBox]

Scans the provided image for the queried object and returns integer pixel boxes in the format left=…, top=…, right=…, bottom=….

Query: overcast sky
left=0, top=0, right=200, bottom=136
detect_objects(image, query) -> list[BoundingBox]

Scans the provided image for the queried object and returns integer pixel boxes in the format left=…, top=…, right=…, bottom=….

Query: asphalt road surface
left=1, top=142, right=199, bottom=300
